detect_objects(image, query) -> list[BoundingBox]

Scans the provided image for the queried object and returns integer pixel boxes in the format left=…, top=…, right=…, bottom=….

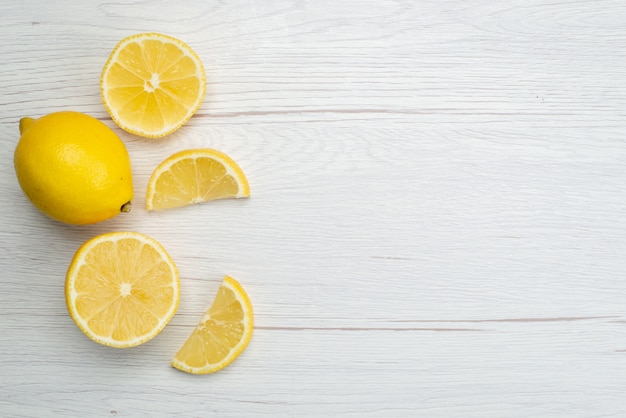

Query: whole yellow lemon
left=14, top=111, right=133, bottom=225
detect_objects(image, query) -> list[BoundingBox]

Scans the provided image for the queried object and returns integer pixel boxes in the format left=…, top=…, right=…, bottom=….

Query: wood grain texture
left=1, top=0, right=626, bottom=416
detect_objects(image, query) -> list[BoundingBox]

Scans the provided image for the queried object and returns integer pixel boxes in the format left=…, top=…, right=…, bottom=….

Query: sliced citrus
left=146, top=148, right=250, bottom=211
left=65, top=231, right=180, bottom=348
left=100, top=32, right=206, bottom=138
left=172, top=276, right=254, bottom=374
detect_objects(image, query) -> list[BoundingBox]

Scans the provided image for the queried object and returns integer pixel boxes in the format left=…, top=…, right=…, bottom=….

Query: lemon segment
left=172, top=276, right=254, bottom=374
left=100, top=33, right=206, bottom=138
left=65, top=232, right=180, bottom=348
left=146, top=148, right=250, bottom=211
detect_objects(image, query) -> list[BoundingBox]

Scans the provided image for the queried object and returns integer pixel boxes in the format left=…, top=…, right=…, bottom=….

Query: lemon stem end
left=121, top=201, right=132, bottom=213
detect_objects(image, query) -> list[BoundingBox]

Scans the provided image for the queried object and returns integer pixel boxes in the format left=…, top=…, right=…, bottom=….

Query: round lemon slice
left=101, top=32, right=206, bottom=138
left=65, top=231, right=180, bottom=348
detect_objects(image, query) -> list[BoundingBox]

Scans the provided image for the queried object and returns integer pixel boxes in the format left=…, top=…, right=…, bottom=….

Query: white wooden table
left=1, top=1, right=626, bottom=416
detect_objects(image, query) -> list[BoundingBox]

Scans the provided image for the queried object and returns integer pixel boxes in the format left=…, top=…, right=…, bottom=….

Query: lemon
left=145, top=148, right=250, bottom=211
left=14, top=111, right=133, bottom=225
left=171, top=276, right=253, bottom=374
left=100, top=33, right=206, bottom=138
left=66, top=231, right=180, bottom=348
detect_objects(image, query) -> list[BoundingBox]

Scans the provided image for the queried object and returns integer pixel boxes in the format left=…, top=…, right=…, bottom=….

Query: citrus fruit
left=65, top=231, right=180, bottom=348
left=145, top=148, right=250, bottom=211
left=100, top=32, right=206, bottom=138
left=172, top=276, right=253, bottom=374
left=13, top=111, right=133, bottom=225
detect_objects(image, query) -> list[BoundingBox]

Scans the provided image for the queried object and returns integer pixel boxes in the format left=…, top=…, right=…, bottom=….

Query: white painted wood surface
left=1, top=0, right=626, bottom=416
